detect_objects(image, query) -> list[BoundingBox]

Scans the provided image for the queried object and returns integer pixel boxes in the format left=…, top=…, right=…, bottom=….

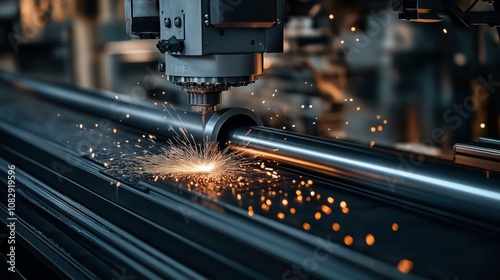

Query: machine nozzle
left=188, top=91, right=222, bottom=115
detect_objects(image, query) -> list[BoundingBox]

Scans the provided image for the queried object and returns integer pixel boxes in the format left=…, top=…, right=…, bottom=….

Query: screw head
left=157, top=61, right=165, bottom=72
left=164, top=17, right=171, bottom=28
left=174, top=17, right=182, bottom=27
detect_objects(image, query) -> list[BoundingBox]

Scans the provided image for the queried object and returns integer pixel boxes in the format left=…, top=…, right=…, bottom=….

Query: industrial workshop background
left=0, top=0, right=500, bottom=279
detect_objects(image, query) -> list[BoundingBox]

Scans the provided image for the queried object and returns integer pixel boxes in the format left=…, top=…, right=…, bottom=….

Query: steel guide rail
left=0, top=157, right=201, bottom=280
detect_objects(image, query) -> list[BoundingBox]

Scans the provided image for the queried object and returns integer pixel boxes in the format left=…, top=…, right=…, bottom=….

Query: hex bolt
left=156, top=40, right=170, bottom=54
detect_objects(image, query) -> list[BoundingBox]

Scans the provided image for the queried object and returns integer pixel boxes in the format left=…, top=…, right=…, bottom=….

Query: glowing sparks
left=314, top=212, right=322, bottom=220
left=142, top=139, right=244, bottom=183
left=365, top=234, right=375, bottom=246
left=248, top=206, right=254, bottom=216
left=332, top=223, right=341, bottom=232
left=397, top=259, right=414, bottom=273
left=134, top=111, right=281, bottom=194
left=321, top=205, right=332, bottom=215
left=344, top=235, right=353, bottom=246
left=194, top=162, right=216, bottom=172
left=392, top=223, right=399, bottom=231
left=303, top=223, right=311, bottom=231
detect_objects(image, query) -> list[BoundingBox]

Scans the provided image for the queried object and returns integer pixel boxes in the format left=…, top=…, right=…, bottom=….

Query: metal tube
left=0, top=70, right=262, bottom=142
left=2, top=70, right=499, bottom=229
left=230, top=126, right=500, bottom=229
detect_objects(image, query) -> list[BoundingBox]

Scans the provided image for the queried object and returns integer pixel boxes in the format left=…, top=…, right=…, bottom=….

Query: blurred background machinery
left=0, top=0, right=499, bottom=154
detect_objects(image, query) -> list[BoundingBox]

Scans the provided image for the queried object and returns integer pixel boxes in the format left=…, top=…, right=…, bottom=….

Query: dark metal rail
left=0, top=120, right=411, bottom=279
left=454, top=138, right=500, bottom=172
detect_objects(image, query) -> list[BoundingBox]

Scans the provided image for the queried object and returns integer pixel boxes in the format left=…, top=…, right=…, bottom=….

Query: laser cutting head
left=126, top=0, right=284, bottom=115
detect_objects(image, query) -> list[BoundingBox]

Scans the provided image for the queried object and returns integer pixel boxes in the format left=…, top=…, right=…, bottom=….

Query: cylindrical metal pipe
left=230, top=126, right=500, bottom=229
left=2, top=70, right=500, bottom=230
left=0, top=70, right=262, bottom=143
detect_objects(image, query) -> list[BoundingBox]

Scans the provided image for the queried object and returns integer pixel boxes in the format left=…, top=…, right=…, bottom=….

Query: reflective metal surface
left=0, top=70, right=261, bottom=143
left=230, top=126, right=500, bottom=231
left=1, top=72, right=500, bottom=278
left=455, top=139, right=500, bottom=172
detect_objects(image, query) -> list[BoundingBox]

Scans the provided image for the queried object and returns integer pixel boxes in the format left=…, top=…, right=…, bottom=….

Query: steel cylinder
left=2, top=70, right=499, bottom=231
left=230, top=126, right=500, bottom=230
left=0, top=70, right=262, bottom=143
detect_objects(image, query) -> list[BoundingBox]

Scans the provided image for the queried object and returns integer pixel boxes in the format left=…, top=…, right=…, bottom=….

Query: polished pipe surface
left=3, top=70, right=500, bottom=229
left=0, top=70, right=261, bottom=142
left=230, top=126, right=500, bottom=228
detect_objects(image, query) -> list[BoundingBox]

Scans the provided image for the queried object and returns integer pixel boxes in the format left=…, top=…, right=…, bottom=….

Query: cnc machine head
left=125, top=0, right=284, bottom=115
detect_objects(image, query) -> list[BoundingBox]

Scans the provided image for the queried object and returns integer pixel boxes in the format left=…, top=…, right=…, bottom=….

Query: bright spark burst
left=137, top=105, right=256, bottom=186
left=99, top=104, right=283, bottom=198
left=141, top=132, right=247, bottom=183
